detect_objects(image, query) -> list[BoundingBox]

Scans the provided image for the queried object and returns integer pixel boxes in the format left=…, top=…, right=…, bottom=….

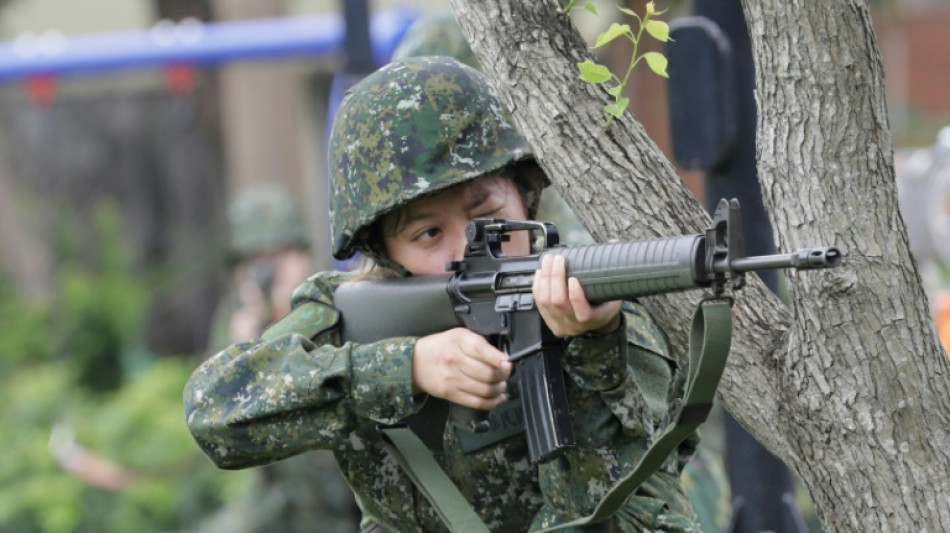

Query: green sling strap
left=380, top=426, right=492, bottom=533
left=381, top=297, right=733, bottom=533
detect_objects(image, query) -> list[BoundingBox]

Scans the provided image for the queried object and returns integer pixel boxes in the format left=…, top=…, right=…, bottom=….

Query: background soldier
left=197, top=181, right=361, bottom=533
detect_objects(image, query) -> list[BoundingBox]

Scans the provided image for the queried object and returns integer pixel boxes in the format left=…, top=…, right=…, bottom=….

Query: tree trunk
left=450, top=0, right=950, bottom=530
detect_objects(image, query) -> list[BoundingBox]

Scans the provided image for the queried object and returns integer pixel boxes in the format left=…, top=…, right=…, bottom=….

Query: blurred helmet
left=329, top=56, right=539, bottom=260
left=227, top=181, right=309, bottom=258
left=392, top=12, right=480, bottom=70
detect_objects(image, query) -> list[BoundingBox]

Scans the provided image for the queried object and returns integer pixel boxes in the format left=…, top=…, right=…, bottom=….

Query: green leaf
left=645, top=20, right=671, bottom=42
left=577, top=60, right=612, bottom=83
left=607, top=85, right=624, bottom=97
left=617, top=6, right=641, bottom=21
left=584, top=1, right=598, bottom=15
left=593, top=23, right=631, bottom=48
left=604, top=97, right=629, bottom=118
left=642, top=52, right=669, bottom=78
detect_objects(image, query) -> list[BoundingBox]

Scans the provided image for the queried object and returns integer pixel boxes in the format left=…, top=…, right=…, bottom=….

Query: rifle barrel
left=725, top=247, right=841, bottom=273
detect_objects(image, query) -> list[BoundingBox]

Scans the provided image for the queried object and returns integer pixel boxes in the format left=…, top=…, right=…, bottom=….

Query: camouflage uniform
left=184, top=57, right=699, bottom=532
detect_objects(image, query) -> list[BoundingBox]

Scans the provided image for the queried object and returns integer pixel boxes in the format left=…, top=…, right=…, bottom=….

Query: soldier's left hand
left=533, top=253, right=621, bottom=338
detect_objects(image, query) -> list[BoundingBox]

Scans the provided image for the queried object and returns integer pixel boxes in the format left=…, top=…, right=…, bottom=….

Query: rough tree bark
left=450, top=0, right=950, bottom=531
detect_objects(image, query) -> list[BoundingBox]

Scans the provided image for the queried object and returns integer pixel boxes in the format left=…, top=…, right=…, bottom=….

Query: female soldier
left=184, top=56, right=699, bottom=532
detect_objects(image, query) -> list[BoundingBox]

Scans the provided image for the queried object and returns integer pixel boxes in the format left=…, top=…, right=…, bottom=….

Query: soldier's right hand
left=412, top=328, right=512, bottom=410
left=230, top=278, right=270, bottom=342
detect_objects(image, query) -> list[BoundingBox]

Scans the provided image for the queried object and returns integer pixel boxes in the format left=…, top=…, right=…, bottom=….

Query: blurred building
left=874, top=3, right=950, bottom=146
left=0, top=1, right=436, bottom=356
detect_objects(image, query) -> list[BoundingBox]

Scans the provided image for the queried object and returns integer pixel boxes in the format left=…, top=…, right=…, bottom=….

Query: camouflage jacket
left=184, top=270, right=700, bottom=532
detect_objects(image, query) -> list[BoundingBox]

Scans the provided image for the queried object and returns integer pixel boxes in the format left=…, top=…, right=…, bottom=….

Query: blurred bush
left=0, top=202, right=251, bottom=533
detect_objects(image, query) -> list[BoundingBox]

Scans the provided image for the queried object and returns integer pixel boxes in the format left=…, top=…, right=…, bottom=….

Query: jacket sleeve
left=183, top=272, right=424, bottom=469
left=534, top=301, right=698, bottom=529
left=559, top=301, right=673, bottom=442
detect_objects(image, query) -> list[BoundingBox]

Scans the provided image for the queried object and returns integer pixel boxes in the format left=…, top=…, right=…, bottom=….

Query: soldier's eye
left=416, top=227, right=441, bottom=242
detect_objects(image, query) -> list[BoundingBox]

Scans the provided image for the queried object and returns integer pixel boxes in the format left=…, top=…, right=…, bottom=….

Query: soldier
left=197, top=181, right=361, bottom=533
left=185, top=57, right=699, bottom=532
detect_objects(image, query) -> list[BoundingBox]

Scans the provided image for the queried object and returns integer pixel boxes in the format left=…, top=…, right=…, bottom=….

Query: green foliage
left=74, top=205, right=148, bottom=391
left=0, top=282, right=52, bottom=373
left=577, top=59, right=612, bottom=83
left=0, top=203, right=252, bottom=532
left=0, top=359, right=252, bottom=533
left=564, top=1, right=673, bottom=128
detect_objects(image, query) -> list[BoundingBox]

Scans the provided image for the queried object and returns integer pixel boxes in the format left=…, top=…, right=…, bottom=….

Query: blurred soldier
left=681, top=446, right=732, bottom=532
left=208, top=181, right=312, bottom=349
left=391, top=11, right=481, bottom=70
left=198, top=181, right=361, bottom=533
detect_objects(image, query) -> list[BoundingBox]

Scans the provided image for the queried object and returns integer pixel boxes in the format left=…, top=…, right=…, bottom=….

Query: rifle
left=334, top=198, right=841, bottom=463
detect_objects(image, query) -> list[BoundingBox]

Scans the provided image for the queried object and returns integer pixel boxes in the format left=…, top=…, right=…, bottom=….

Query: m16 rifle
left=335, top=198, right=842, bottom=463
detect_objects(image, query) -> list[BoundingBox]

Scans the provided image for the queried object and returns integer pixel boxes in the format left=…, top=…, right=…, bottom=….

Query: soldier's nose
left=449, top=227, right=468, bottom=262
left=449, top=243, right=466, bottom=263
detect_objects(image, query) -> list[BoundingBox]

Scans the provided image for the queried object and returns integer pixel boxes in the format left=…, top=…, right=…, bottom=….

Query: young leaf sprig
left=570, top=2, right=672, bottom=128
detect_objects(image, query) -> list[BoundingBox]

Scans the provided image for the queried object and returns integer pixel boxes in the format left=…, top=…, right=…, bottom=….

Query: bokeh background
left=0, top=1, right=947, bottom=532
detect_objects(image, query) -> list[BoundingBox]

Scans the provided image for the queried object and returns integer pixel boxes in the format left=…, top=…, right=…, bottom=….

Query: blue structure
left=0, top=8, right=418, bottom=81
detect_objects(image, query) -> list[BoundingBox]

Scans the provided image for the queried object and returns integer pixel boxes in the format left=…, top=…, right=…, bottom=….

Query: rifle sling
left=380, top=298, right=733, bottom=533
left=380, top=426, right=492, bottom=533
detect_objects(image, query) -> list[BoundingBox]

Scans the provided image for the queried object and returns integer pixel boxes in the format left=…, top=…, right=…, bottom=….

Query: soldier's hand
left=230, top=278, right=270, bottom=342
left=267, top=248, right=313, bottom=320
left=412, top=328, right=512, bottom=410
left=533, top=253, right=622, bottom=338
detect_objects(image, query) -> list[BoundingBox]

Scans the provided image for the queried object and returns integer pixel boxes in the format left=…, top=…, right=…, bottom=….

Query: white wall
left=0, top=0, right=153, bottom=38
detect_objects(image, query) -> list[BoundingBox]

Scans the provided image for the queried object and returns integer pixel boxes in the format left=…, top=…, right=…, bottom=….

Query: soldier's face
left=382, top=175, right=529, bottom=276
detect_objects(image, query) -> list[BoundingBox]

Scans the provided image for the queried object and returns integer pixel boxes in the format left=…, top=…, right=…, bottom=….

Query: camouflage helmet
left=329, top=56, right=538, bottom=260
left=391, top=12, right=480, bottom=70
left=227, top=181, right=309, bottom=258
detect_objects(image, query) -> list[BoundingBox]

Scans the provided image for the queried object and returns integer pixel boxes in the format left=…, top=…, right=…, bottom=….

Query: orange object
left=934, top=291, right=950, bottom=360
